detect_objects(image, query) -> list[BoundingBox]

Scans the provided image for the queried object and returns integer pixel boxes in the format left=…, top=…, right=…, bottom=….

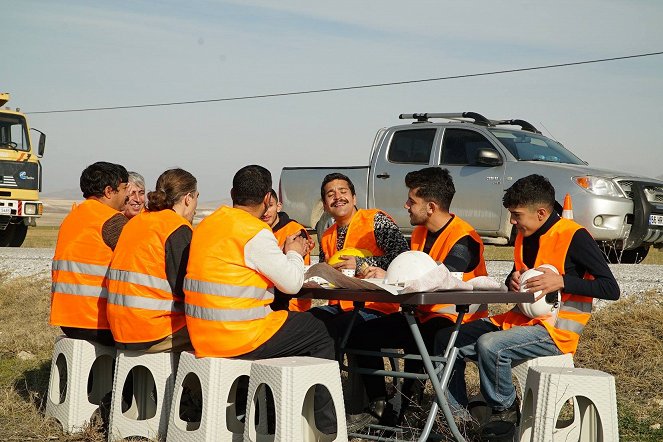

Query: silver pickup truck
left=279, top=112, right=663, bottom=264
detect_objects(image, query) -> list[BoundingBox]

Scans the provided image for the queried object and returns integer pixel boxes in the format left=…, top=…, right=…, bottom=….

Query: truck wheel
left=602, top=244, right=650, bottom=264
left=0, top=224, right=28, bottom=247
left=8, top=223, right=28, bottom=247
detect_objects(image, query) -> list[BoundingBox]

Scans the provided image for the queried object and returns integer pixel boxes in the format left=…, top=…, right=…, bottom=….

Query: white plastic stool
left=244, top=357, right=348, bottom=442
left=519, top=367, right=619, bottom=442
left=167, top=351, right=253, bottom=441
left=108, top=350, right=179, bottom=441
left=468, top=354, right=575, bottom=419
left=512, top=353, right=574, bottom=398
left=45, top=336, right=116, bottom=432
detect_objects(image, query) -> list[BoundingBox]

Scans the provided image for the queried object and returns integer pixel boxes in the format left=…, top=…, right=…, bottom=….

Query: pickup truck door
left=371, top=127, right=439, bottom=229
left=438, top=127, right=505, bottom=234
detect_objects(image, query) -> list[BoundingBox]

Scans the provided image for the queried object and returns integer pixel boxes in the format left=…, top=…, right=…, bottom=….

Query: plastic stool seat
left=45, top=336, right=116, bottom=433
left=244, top=356, right=348, bottom=442
left=519, top=366, right=619, bottom=442
left=167, top=351, right=253, bottom=441
left=108, top=350, right=179, bottom=441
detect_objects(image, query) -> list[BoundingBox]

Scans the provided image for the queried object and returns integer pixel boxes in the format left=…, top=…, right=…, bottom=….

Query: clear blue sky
left=6, top=0, right=663, bottom=202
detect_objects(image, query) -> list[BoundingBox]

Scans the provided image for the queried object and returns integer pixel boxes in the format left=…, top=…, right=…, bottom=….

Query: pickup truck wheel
left=602, top=244, right=650, bottom=264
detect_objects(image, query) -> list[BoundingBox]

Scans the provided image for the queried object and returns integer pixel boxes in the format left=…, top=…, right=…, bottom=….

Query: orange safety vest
left=273, top=219, right=311, bottom=312
left=411, top=216, right=489, bottom=323
left=490, top=218, right=593, bottom=354
left=106, top=210, right=190, bottom=343
left=320, top=209, right=399, bottom=314
left=50, top=199, right=120, bottom=329
left=184, top=206, right=288, bottom=358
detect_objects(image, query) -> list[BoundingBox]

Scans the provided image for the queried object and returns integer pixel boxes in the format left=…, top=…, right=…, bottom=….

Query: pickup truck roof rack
left=398, top=112, right=541, bottom=134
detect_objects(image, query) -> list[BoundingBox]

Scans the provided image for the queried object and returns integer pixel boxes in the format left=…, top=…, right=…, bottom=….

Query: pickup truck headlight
left=573, top=176, right=624, bottom=198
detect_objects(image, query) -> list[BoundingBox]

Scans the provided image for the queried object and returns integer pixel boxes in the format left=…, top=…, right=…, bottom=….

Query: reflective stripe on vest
left=184, top=278, right=275, bottom=301
left=555, top=317, right=585, bottom=335
left=52, top=259, right=109, bottom=277
left=107, top=269, right=172, bottom=293
left=185, top=304, right=272, bottom=322
left=107, top=292, right=182, bottom=312
left=51, top=282, right=108, bottom=298
left=560, top=299, right=593, bottom=314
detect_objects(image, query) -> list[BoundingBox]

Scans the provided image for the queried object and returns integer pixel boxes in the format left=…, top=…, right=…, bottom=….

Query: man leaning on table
left=182, top=164, right=338, bottom=436
left=349, top=167, right=488, bottom=429
left=434, top=174, right=619, bottom=441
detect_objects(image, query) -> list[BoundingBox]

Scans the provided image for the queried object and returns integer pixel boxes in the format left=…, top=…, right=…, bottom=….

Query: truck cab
left=0, top=93, right=46, bottom=247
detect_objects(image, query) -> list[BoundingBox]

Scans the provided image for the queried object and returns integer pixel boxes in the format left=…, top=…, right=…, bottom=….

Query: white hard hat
left=385, top=251, right=438, bottom=286
left=518, top=264, right=561, bottom=319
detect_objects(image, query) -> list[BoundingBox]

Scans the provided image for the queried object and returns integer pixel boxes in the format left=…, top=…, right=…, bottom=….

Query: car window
left=387, top=129, right=436, bottom=164
left=489, top=129, right=585, bottom=164
left=440, top=128, right=494, bottom=165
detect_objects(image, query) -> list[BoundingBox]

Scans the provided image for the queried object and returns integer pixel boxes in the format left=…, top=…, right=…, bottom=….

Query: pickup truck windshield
left=489, top=129, right=584, bottom=165
left=0, top=115, right=30, bottom=152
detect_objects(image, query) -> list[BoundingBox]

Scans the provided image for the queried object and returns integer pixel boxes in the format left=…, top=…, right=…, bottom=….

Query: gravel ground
left=1, top=248, right=660, bottom=307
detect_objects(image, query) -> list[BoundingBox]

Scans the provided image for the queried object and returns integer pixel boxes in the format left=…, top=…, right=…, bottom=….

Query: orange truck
left=0, top=93, right=46, bottom=247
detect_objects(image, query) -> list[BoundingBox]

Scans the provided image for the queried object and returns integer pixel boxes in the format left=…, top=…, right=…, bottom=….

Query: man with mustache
left=50, top=161, right=130, bottom=346
left=311, top=173, right=409, bottom=331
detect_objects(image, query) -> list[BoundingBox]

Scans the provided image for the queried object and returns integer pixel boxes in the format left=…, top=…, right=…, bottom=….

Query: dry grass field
left=1, top=269, right=662, bottom=440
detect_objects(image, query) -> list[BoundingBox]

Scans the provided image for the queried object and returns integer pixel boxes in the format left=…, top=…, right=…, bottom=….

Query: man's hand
left=523, top=266, right=564, bottom=300
left=359, top=265, right=386, bottom=280
left=508, top=269, right=524, bottom=291
left=284, top=233, right=312, bottom=257
left=331, top=255, right=357, bottom=271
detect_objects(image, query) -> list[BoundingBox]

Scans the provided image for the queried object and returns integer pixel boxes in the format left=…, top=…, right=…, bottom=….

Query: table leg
left=404, top=311, right=467, bottom=442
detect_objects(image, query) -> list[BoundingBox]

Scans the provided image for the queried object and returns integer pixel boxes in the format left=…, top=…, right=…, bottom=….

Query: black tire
left=0, top=223, right=28, bottom=247
left=602, top=244, right=650, bottom=264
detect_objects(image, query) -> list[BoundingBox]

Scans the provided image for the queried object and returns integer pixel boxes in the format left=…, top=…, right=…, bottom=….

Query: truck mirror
left=475, top=148, right=503, bottom=166
left=31, top=128, right=46, bottom=157
left=38, top=133, right=46, bottom=157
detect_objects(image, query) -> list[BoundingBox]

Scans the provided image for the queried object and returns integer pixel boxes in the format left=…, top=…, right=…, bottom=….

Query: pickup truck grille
left=616, top=180, right=663, bottom=203
left=616, top=179, right=663, bottom=246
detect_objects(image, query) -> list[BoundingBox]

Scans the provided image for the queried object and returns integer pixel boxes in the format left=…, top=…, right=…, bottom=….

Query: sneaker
left=480, top=400, right=520, bottom=441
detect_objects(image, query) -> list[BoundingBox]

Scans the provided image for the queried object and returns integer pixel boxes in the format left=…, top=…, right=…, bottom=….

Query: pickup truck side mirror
left=475, top=148, right=503, bottom=166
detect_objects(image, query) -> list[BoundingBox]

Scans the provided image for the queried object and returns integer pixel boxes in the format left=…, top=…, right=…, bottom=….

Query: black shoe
left=346, top=411, right=378, bottom=433
left=346, top=399, right=394, bottom=433
left=480, top=400, right=520, bottom=441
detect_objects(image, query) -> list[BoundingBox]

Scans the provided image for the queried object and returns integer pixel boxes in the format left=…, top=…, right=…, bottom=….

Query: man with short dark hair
left=184, top=165, right=338, bottom=435
left=262, top=188, right=312, bottom=312
left=348, top=167, right=488, bottom=429
left=434, top=174, right=620, bottom=441
left=50, top=161, right=130, bottom=345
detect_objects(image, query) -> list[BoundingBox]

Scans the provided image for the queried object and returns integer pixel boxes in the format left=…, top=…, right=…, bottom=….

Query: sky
left=5, top=0, right=663, bottom=203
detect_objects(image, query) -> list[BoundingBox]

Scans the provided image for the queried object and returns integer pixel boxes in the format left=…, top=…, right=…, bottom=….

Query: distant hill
left=657, top=174, right=663, bottom=181
left=41, top=188, right=81, bottom=200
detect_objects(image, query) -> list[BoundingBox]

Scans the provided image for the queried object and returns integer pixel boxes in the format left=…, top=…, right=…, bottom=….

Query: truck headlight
left=24, top=202, right=42, bottom=215
left=573, top=176, right=624, bottom=198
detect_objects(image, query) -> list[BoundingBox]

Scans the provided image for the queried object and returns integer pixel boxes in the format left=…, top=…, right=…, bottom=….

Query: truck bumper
left=0, top=199, right=43, bottom=229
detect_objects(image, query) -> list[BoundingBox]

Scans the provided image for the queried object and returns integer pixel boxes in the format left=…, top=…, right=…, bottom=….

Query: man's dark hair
left=80, top=161, right=129, bottom=198
left=231, top=165, right=272, bottom=206
left=320, top=173, right=355, bottom=200
left=404, top=167, right=455, bottom=211
left=269, top=188, right=279, bottom=203
left=503, top=174, right=556, bottom=210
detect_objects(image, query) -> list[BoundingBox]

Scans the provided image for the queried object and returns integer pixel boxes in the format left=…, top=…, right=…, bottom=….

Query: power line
left=28, top=51, right=663, bottom=115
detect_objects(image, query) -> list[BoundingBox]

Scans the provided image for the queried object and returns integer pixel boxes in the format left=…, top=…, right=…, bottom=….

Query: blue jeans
left=434, top=319, right=562, bottom=411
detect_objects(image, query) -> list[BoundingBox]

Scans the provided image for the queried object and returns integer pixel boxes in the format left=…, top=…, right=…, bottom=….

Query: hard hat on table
left=385, top=250, right=438, bottom=286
